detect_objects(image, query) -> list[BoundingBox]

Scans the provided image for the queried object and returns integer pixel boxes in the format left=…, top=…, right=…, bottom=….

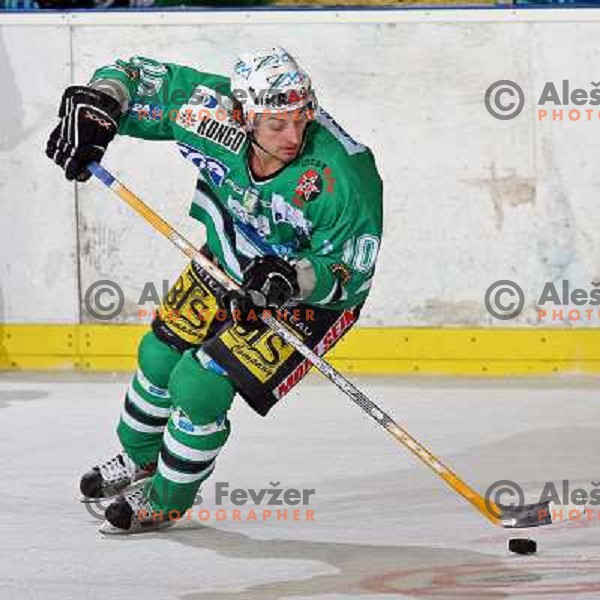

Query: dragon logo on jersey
left=228, top=195, right=271, bottom=238
left=242, top=187, right=261, bottom=215
left=294, top=169, right=323, bottom=204
left=271, top=193, right=312, bottom=238
left=177, top=143, right=230, bottom=187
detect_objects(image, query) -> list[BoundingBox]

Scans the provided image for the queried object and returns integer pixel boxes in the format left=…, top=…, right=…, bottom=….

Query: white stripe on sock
left=163, top=427, right=222, bottom=463
left=157, top=456, right=215, bottom=485
left=128, top=385, right=171, bottom=418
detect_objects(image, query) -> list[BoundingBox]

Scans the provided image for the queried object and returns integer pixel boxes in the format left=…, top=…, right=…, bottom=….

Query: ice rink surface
left=1, top=372, right=600, bottom=600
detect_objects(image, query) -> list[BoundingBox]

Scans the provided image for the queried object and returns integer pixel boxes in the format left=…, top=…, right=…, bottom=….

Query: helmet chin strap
left=244, top=108, right=311, bottom=174
left=247, top=130, right=284, bottom=166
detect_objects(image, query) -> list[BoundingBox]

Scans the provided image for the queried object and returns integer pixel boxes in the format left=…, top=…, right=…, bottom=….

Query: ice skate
left=79, top=452, right=156, bottom=501
left=98, top=487, right=175, bottom=535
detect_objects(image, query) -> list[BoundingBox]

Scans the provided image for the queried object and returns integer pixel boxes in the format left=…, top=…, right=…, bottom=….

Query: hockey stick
left=87, top=160, right=557, bottom=529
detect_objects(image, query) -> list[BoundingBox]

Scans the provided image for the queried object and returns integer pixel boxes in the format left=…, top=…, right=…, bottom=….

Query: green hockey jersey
left=91, top=56, right=383, bottom=310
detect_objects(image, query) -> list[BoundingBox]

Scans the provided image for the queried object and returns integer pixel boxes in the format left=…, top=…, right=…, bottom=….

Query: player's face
left=253, top=109, right=310, bottom=163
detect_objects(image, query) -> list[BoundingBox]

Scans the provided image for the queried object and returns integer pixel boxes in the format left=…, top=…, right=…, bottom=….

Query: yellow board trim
left=1, top=323, right=600, bottom=375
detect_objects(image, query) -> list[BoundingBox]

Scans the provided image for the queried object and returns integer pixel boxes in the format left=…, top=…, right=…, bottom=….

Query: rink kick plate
left=2, top=325, right=600, bottom=375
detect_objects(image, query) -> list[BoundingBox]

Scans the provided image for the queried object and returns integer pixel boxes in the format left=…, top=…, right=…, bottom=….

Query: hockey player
left=46, top=47, right=383, bottom=533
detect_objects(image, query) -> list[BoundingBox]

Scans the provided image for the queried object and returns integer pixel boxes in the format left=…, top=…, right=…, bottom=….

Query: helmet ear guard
left=231, top=98, right=262, bottom=136
left=230, top=97, right=251, bottom=133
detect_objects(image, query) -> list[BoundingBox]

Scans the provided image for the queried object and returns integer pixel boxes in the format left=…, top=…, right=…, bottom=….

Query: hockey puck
left=508, top=538, right=537, bottom=555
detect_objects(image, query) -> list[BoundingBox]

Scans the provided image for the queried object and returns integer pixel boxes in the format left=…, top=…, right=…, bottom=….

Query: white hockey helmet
left=230, top=47, right=317, bottom=120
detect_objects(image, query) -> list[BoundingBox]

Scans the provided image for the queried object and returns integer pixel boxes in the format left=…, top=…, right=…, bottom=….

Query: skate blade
left=98, top=520, right=129, bottom=535
left=98, top=518, right=176, bottom=535
left=80, top=478, right=146, bottom=503
left=80, top=496, right=111, bottom=504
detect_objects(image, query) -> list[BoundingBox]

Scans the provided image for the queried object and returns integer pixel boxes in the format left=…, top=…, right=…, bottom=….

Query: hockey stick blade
left=498, top=500, right=552, bottom=528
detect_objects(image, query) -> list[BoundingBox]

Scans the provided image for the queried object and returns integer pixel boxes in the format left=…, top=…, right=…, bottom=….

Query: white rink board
left=0, top=25, right=79, bottom=323
left=2, top=10, right=600, bottom=326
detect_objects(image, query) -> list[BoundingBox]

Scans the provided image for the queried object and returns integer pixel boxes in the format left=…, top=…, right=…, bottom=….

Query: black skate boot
left=99, top=487, right=175, bottom=534
left=79, top=453, right=156, bottom=500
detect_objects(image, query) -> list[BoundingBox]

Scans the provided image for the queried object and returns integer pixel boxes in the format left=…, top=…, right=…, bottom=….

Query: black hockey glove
left=226, top=255, right=300, bottom=327
left=46, top=86, right=122, bottom=182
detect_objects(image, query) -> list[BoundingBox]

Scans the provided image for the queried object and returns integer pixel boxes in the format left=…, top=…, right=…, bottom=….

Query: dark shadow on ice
left=164, top=526, right=517, bottom=599
left=164, top=427, right=600, bottom=598
left=95, top=426, right=600, bottom=598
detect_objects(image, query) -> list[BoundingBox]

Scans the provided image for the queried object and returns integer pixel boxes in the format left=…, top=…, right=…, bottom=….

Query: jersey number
left=343, top=235, right=380, bottom=273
